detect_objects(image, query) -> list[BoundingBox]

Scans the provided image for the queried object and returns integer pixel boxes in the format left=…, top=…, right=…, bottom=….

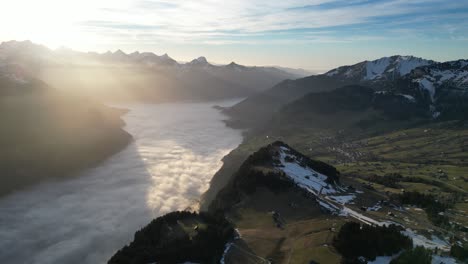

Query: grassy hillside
left=224, top=75, right=352, bottom=129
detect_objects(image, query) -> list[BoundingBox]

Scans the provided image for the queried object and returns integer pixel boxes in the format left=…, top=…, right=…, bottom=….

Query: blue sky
left=1, top=0, right=468, bottom=71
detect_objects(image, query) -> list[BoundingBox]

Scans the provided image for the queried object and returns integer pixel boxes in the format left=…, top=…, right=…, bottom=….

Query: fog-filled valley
left=0, top=101, right=242, bottom=263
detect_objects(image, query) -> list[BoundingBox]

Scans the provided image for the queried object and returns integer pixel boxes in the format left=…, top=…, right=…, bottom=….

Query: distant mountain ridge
left=325, top=55, right=435, bottom=82
left=0, top=40, right=300, bottom=102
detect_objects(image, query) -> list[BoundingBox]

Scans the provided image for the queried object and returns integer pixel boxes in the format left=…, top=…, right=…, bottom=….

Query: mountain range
left=0, top=40, right=301, bottom=102
left=224, top=55, right=468, bottom=128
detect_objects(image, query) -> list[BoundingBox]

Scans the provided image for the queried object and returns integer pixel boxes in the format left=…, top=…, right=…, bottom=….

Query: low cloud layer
left=0, top=100, right=242, bottom=264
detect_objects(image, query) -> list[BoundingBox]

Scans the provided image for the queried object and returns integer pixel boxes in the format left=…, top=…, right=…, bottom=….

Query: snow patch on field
left=318, top=199, right=341, bottom=212
left=340, top=207, right=383, bottom=226
left=328, top=195, right=355, bottom=205
left=402, top=229, right=450, bottom=251
left=276, top=147, right=336, bottom=195
left=368, top=202, right=382, bottom=212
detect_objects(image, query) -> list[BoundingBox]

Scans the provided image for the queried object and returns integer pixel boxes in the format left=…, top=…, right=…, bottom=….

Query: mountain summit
left=189, top=56, right=209, bottom=66
left=326, top=55, right=435, bottom=82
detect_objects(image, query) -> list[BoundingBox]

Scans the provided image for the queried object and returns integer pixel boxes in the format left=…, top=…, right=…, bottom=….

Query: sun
left=0, top=0, right=133, bottom=51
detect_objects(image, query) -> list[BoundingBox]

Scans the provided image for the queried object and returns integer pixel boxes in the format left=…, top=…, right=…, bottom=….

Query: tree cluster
left=390, top=246, right=432, bottom=264
left=451, top=243, right=468, bottom=262
left=108, top=211, right=234, bottom=264
left=333, top=222, right=412, bottom=263
left=394, top=191, right=450, bottom=227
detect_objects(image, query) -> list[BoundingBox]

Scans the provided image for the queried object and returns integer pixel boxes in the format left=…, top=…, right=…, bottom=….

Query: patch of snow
left=219, top=242, right=234, bottom=264
left=276, top=147, right=336, bottom=195
left=375, top=91, right=388, bottom=95
left=419, top=78, right=436, bottom=101
left=454, top=71, right=468, bottom=83
left=396, top=56, right=431, bottom=76
left=435, top=70, right=456, bottom=82
left=431, top=255, right=458, bottom=264
left=328, top=194, right=355, bottom=205
left=234, top=229, right=242, bottom=239
left=340, top=207, right=383, bottom=226
left=318, top=199, right=341, bottom=213
left=365, top=57, right=391, bottom=80
left=368, top=203, right=382, bottom=212
left=398, top=94, right=416, bottom=102
left=345, top=68, right=355, bottom=77
left=402, top=229, right=450, bottom=251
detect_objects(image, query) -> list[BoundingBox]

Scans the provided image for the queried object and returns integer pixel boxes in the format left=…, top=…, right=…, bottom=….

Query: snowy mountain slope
left=326, top=55, right=435, bottom=82
left=325, top=56, right=468, bottom=119
left=276, top=145, right=338, bottom=195
left=410, top=59, right=468, bottom=101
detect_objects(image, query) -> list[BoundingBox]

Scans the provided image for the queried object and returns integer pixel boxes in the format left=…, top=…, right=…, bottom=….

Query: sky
left=1, top=0, right=468, bottom=72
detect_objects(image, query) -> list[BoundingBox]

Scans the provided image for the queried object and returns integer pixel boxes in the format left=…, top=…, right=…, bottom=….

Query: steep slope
left=108, top=211, right=234, bottom=264
left=209, top=141, right=341, bottom=212
left=403, top=59, right=468, bottom=119
left=224, top=75, right=352, bottom=128
left=0, top=40, right=298, bottom=102
left=0, top=66, right=132, bottom=196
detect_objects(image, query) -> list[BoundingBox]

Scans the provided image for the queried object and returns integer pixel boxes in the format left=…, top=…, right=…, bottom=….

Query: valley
left=0, top=101, right=243, bottom=264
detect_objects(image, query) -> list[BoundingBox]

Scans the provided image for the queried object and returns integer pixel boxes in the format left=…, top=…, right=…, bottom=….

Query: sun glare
left=0, top=0, right=134, bottom=50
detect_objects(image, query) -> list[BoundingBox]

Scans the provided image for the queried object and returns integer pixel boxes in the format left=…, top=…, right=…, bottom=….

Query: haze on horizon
left=1, top=0, right=468, bottom=72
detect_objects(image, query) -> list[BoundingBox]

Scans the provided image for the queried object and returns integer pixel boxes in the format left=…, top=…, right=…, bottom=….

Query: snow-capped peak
left=365, top=57, right=392, bottom=80
left=326, top=55, right=435, bottom=81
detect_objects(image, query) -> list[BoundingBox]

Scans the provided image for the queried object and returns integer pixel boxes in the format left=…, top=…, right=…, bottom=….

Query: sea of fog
left=0, top=100, right=243, bottom=264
